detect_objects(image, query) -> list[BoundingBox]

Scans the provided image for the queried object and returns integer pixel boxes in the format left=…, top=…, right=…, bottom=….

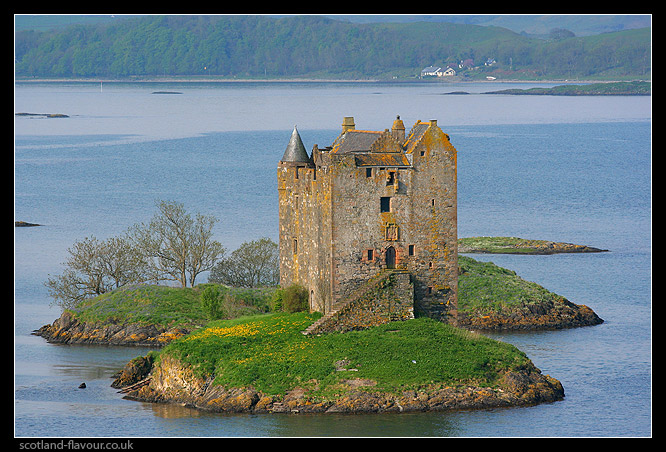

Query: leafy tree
left=549, top=28, right=576, bottom=40
left=209, top=237, right=279, bottom=288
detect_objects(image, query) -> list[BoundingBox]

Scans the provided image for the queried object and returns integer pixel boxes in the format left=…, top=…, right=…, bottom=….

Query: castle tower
left=278, top=116, right=458, bottom=324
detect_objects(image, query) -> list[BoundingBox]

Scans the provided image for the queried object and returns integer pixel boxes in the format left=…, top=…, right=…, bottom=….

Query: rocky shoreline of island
left=34, top=290, right=602, bottom=347
left=33, top=311, right=194, bottom=347
left=458, top=236, right=608, bottom=255
left=111, top=353, right=564, bottom=415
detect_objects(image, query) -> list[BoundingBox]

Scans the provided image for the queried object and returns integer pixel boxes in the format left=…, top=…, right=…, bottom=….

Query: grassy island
left=458, top=236, right=607, bottom=254
left=483, top=80, right=650, bottom=96
left=34, top=244, right=607, bottom=413
left=118, top=313, right=564, bottom=413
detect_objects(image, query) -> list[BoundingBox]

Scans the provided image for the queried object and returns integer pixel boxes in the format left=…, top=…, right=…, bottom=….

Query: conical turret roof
left=281, top=126, right=310, bottom=163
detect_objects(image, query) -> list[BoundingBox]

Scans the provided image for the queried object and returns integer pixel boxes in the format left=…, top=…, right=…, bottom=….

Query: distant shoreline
left=482, top=80, right=650, bottom=96
left=14, top=77, right=643, bottom=85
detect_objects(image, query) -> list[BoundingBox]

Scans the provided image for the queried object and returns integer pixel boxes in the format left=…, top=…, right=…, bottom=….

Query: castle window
left=380, top=196, right=391, bottom=213
left=367, top=249, right=374, bottom=261
left=294, top=167, right=299, bottom=179
left=387, top=171, right=395, bottom=186
left=431, top=199, right=435, bottom=207
left=408, top=244, right=415, bottom=256
left=366, top=168, right=372, bottom=178
left=293, top=239, right=298, bottom=254
left=427, top=286, right=433, bottom=295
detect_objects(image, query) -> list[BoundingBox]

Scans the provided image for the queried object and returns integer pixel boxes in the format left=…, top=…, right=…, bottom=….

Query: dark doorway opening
left=386, top=246, right=396, bottom=269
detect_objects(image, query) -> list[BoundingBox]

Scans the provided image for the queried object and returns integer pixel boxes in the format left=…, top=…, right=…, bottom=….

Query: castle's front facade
left=277, top=116, right=458, bottom=324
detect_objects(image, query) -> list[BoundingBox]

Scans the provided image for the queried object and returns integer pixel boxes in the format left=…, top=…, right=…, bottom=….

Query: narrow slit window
left=366, top=168, right=372, bottom=178
left=293, top=239, right=298, bottom=254
left=408, top=244, right=415, bottom=256
left=367, top=249, right=374, bottom=261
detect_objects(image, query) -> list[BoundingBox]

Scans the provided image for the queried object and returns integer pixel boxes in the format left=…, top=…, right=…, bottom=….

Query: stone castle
left=277, top=116, right=458, bottom=334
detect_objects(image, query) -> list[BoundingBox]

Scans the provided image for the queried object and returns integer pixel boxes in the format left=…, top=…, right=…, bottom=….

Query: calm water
left=14, top=81, right=651, bottom=437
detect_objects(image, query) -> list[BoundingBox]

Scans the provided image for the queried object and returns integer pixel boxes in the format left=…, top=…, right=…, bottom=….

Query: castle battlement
left=278, top=116, right=458, bottom=328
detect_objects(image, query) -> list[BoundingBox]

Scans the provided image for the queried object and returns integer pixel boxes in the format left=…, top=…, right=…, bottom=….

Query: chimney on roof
left=392, top=115, right=405, bottom=144
left=342, top=116, right=355, bottom=133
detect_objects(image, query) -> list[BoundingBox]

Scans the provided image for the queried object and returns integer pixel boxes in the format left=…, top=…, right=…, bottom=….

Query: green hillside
left=15, top=15, right=650, bottom=80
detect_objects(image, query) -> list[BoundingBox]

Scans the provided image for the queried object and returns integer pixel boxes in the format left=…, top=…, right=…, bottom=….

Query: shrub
left=282, top=284, right=309, bottom=313
left=270, top=287, right=284, bottom=312
left=200, top=285, right=224, bottom=320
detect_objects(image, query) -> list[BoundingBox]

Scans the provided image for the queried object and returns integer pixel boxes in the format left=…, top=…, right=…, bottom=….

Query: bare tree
left=187, top=212, right=225, bottom=287
left=45, top=235, right=146, bottom=310
left=129, top=200, right=226, bottom=287
left=45, top=201, right=227, bottom=310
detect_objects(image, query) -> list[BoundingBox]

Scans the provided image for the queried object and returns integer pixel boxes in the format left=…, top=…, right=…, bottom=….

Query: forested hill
left=14, top=15, right=651, bottom=80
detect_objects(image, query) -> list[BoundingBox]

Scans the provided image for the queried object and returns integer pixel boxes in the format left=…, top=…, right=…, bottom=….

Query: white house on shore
left=420, top=66, right=456, bottom=78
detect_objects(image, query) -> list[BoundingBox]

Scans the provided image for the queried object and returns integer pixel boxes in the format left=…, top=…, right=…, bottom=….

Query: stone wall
left=278, top=117, right=458, bottom=328
left=278, top=161, right=333, bottom=314
left=304, top=271, right=414, bottom=335
left=403, top=122, right=458, bottom=322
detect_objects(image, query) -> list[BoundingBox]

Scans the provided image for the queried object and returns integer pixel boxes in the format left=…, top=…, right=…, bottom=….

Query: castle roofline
left=403, top=120, right=440, bottom=154
left=329, top=116, right=440, bottom=156
left=281, top=126, right=311, bottom=164
left=330, top=129, right=384, bottom=154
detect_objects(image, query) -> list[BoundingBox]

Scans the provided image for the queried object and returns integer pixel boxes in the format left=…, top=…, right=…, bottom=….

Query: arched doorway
left=386, top=246, right=396, bottom=269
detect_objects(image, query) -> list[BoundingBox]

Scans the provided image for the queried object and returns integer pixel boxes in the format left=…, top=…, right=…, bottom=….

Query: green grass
left=160, top=312, right=530, bottom=398
left=68, top=258, right=560, bottom=398
left=72, top=283, right=273, bottom=328
left=458, top=255, right=561, bottom=315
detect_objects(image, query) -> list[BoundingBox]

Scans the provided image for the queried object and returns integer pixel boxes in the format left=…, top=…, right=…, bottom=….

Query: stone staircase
left=301, top=270, right=412, bottom=335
